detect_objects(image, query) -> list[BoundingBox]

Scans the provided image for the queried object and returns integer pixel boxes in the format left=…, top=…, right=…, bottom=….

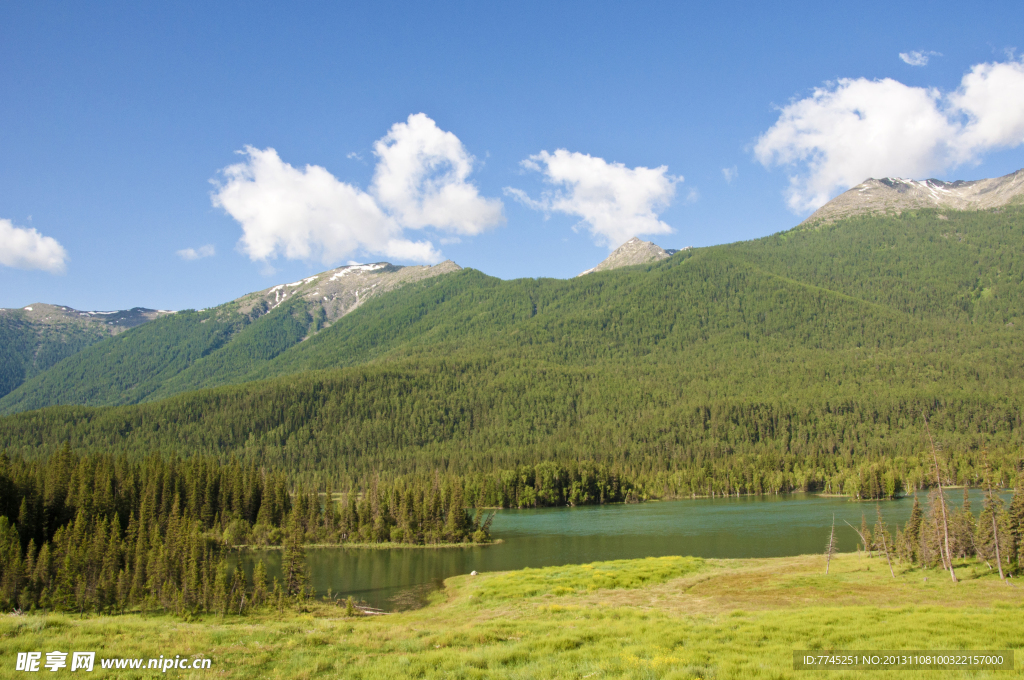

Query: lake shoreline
left=229, top=538, right=504, bottom=552
left=231, top=490, right=1016, bottom=612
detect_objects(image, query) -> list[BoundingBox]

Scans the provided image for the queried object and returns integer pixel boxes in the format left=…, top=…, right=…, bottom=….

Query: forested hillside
left=1, top=207, right=1022, bottom=502
left=6, top=206, right=1023, bottom=414
left=0, top=262, right=455, bottom=414
left=0, top=305, right=169, bottom=401
left=0, top=315, right=105, bottom=401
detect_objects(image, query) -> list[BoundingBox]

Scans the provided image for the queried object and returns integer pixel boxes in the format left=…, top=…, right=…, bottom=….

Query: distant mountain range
left=0, top=168, right=1022, bottom=422
left=0, top=261, right=459, bottom=411
left=0, top=303, right=172, bottom=400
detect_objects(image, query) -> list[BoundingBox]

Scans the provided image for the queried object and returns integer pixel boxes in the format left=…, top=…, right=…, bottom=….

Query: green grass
left=1, top=553, right=1021, bottom=679
left=470, top=556, right=706, bottom=603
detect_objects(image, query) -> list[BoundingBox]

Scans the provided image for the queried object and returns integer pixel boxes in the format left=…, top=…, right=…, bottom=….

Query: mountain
left=0, top=260, right=459, bottom=413
left=237, top=260, right=461, bottom=325
left=577, top=236, right=686, bottom=276
left=0, top=303, right=172, bottom=399
left=2, top=201, right=1023, bottom=499
left=802, top=168, right=1024, bottom=225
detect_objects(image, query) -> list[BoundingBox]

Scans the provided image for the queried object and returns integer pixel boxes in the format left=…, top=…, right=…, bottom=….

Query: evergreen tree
left=905, top=495, right=923, bottom=561
left=282, top=513, right=308, bottom=598
left=1007, top=478, right=1024, bottom=571
left=251, top=561, right=268, bottom=608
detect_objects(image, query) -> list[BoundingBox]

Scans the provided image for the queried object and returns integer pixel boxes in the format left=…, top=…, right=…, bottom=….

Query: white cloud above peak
left=506, top=149, right=681, bottom=248
left=371, top=113, right=504, bottom=235
left=0, top=218, right=68, bottom=274
left=754, top=58, right=1024, bottom=212
left=211, top=114, right=501, bottom=266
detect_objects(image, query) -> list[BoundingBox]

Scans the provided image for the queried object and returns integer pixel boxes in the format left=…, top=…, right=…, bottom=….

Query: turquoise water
left=235, top=489, right=1009, bottom=611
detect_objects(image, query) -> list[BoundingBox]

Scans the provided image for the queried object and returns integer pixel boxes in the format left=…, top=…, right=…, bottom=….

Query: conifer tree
left=905, top=495, right=923, bottom=561
left=282, top=513, right=308, bottom=598
left=1007, top=478, right=1024, bottom=571
left=251, top=561, right=268, bottom=608
left=976, top=484, right=1008, bottom=580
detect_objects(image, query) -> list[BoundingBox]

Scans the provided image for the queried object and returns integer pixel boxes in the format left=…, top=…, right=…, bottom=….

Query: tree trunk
left=992, top=510, right=1006, bottom=582
left=825, top=514, right=837, bottom=574
left=924, top=414, right=957, bottom=583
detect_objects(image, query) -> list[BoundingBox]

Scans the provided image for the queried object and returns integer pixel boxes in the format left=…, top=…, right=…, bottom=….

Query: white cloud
left=371, top=113, right=504, bottom=235
left=685, top=188, right=700, bottom=203
left=899, top=50, right=941, bottom=67
left=754, top=59, right=1024, bottom=212
left=213, top=146, right=439, bottom=265
left=0, top=218, right=67, bottom=273
left=722, top=166, right=738, bottom=183
left=506, top=149, right=682, bottom=248
left=176, top=244, right=215, bottom=260
left=211, top=114, right=501, bottom=266
left=949, top=60, right=1024, bottom=151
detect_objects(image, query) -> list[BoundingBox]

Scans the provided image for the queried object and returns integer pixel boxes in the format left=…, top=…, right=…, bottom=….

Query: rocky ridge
left=577, top=237, right=686, bottom=277
left=0, top=303, right=173, bottom=333
left=802, top=168, right=1024, bottom=226
left=235, top=260, right=462, bottom=324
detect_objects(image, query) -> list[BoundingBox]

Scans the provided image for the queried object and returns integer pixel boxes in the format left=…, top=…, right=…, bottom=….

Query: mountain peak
left=802, top=168, right=1024, bottom=226
left=237, top=259, right=462, bottom=323
left=577, top=237, right=686, bottom=277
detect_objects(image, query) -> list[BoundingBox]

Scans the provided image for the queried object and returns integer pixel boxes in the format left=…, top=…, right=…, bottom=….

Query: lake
left=234, top=489, right=1009, bottom=611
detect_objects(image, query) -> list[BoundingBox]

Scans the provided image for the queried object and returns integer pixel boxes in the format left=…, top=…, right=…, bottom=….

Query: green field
left=2, top=552, right=1020, bottom=679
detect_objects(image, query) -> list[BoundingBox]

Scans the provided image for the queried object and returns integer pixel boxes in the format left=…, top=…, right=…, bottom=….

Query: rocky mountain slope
left=0, top=304, right=173, bottom=399
left=802, top=168, right=1024, bottom=225
left=577, top=237, right=685, bottom=276
left=0, top=260, right=461, bottom=412
left=236, top=260, right=461, bottom=325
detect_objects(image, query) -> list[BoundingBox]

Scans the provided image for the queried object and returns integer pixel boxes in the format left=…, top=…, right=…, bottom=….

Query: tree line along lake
left=234, top=489, right=1013, bottom=611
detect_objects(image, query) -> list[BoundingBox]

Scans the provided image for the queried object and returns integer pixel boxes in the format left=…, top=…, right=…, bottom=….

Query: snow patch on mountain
left=802, top=168, right=1024, bottom=225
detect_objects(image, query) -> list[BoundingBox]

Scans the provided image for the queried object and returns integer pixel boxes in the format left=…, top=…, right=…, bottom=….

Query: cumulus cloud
left=899, top=50, right=941, bottom=67
left=0, top=218, right=67, bottom=273
left=506, top=149, right=682, bottom=248
left=754, top=59, right=1024, bottom=212
left=211, top=114, right=502, bottom=265
left=722, top=166, right=738, bottom=183
left=371, top=113, right=504, bottom=235
left=176, top=244, right=215, bottom=260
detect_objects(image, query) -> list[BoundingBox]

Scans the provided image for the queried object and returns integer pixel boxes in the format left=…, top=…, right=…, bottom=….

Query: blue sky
left=1, top=1, right=1022, bottom=310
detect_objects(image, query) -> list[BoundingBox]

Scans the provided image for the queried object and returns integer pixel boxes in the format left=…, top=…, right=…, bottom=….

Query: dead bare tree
left=876, top=506, right=895, bottom=578
left=825, top=513, right=837, bottom=574
left=981, top=453, right=1008, bottom=584
left=981, top=468, right=1007, bottom=583
left=991, top=510, right=1006, bottom=582
left=923, top=413, right=957, bottom=583
left=845, top=520, right=869, bottom=553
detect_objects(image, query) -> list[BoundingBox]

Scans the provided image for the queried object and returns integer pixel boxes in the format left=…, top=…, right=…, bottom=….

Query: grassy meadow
left=1, top=552, right=1021, bottom=679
